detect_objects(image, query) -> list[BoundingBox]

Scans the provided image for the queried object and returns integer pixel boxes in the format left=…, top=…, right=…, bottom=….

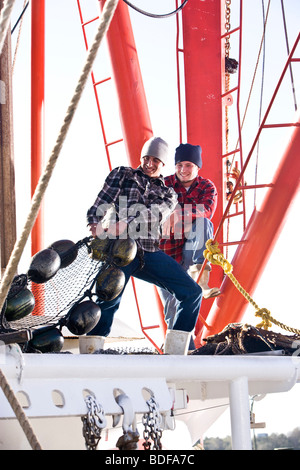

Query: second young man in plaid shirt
left=159, top=143, right=221, bottom=332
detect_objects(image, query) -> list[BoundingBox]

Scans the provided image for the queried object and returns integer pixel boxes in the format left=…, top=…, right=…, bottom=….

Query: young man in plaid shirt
left=84, top=137, right=203, bottom=354
left=159, top=143, right=221, bottom=332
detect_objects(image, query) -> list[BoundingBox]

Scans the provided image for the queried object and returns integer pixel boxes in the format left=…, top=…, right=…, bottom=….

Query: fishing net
left=191, top=323, right=300, bottom=357
left=0, top=237, right=102, bottom=334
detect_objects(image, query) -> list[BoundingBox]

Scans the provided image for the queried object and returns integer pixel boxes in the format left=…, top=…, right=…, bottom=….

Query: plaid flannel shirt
left=87, top=166, right=178, bottom=252
left=159, top=173, right=218, bottom=263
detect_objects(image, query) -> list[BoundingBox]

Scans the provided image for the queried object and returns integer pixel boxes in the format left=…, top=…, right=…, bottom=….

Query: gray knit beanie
left=140, top=137, right=169, bottom=165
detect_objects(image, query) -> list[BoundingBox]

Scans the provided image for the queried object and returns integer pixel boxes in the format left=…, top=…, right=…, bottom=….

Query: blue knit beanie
left=175, top=143, right=202, bottom=168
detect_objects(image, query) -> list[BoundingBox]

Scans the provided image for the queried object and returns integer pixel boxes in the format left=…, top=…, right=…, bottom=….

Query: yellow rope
left=204, top=239, right=300, bottom=335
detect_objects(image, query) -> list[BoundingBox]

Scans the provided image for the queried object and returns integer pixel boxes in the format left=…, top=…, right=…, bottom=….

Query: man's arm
left=189, top=179, right=218, bottom=220
left=87, top=167, right=129, bottom=237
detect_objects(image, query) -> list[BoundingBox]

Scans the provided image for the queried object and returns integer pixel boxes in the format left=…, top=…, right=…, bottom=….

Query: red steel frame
left=31, top=0, right=300, bottom=342
left=200, top=33, right=300, bottom=341
left=100, top=0, right=300, bottom=344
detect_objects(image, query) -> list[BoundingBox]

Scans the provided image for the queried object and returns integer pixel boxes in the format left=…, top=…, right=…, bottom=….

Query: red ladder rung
left=218, top=240, right=247, bottom=247
left=94, top=77, right=111, bottom=87
left=222, top=86, right=238, bottom=98
left=221, top=25, right=241, bottom=39
left=225, top=211, right=244, bottom=219
left=105, top=138, right=123, bottom=148
left=82, top=16, right=99, bottom=27
left=222, top=149, right=241, bottom=159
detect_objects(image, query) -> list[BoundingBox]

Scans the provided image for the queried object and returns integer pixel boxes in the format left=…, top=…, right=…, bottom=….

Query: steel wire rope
left=0, top=0, right=17, bottom=56
left=280, top=0, right=298, bottom=112
left=0, top=0, right=120, bottom=315
left=122, top=0, right=189, bottom=19
left=11, top=0, right=29, bottom=34
left=12, top=0, right=29, bottom=73
left=253, top=0, right=267, bottom=207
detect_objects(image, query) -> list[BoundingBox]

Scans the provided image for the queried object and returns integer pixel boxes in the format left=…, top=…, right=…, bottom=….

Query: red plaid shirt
left=159, top=174, right=217, bottom=263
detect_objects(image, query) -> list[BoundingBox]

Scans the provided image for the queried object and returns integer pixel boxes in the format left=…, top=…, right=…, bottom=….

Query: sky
left=7, top=0, right=300, bottom=442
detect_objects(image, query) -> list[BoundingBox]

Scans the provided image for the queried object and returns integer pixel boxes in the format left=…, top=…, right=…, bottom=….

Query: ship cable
left=11, top=0, right=29, bottom=34
left=0, top=0, right=120, bottom=315
left=12, top=0, right=29, bottom=73
left=280, top=0, right=298, bottom=112
left=0, top=367, right=42, bottom=450
left=253, top=0, right=267, bottom=207
left=204, top=239, right=300, bottom=335
left=0, top=0, right=17, bottom=55
left=122, top=0, right=189, bottom=19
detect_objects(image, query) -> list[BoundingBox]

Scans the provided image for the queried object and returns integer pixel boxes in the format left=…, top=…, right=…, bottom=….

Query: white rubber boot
left=188, top=264, right=221, bottom=299
left=164, top=329, right=191, bottom=355
left=79, top=335, right=105, bottom=354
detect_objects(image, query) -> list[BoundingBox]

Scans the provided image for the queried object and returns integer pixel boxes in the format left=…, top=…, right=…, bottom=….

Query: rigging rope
left=122, top=0, right=189, bottom=19
left=11, top=0, right=29, bottom=34
left=204, top=239, right=300, bottom=335
left=0, top=0, right=120, bottom=315
left=280, top=0, right=298, bottom=111
left=253, top=0, right=267, bottom=207
left=0, top=367, right=42, bottom=450
left=12, top=0, right=28, bottom=73
left=0, top=0, right=17, bottom=56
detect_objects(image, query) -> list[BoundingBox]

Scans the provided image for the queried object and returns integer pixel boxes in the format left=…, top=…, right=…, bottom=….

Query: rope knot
left=204, top=239, right=233, bottom=274
left=255, top=308, right=273, bottom=330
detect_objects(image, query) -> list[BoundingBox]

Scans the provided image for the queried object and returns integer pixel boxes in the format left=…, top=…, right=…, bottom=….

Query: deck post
left=229, top=376, right=252, bottom=450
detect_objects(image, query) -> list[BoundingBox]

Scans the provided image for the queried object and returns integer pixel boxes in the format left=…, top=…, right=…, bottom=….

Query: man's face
left=141, top=156, right=164, bottom=178
left=175, top=161, right=199, bottom=185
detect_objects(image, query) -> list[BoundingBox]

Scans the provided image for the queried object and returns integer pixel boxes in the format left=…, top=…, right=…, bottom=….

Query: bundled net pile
left=0, top=238, right=102, bottom=333
left=191, top=323, right=300, bottom=357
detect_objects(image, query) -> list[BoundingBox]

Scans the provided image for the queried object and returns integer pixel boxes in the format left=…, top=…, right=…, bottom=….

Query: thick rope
left=0, top=368, right=42, bottom=450
left=0, top=0, right=119, bottom=314
left=12, top=0, right=27, bottom=73
left=204, top=239, right=300, bottom=335
left=0, top=0, right=17, bottom=55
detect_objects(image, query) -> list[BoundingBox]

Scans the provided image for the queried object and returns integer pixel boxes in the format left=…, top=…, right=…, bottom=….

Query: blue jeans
left=159, top=218, right=214, bottom=329
left=88, top=249, right=202, bottom=337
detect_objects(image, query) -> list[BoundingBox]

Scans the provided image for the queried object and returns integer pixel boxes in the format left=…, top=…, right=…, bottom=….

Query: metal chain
left=81, top=395, right=107, bottom=450
left=225, top=0, right=231, bottom=58
left=142, top=396, right=163, bottom=450
left=224, top=0, right=232, bottom=260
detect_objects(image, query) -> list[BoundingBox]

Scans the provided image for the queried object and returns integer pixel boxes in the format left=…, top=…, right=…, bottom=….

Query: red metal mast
left=31, top=0, right=45, bottom=254
left=31, top=0, right=45, bottom=315
left=181, top=0, right=225, bottom=335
